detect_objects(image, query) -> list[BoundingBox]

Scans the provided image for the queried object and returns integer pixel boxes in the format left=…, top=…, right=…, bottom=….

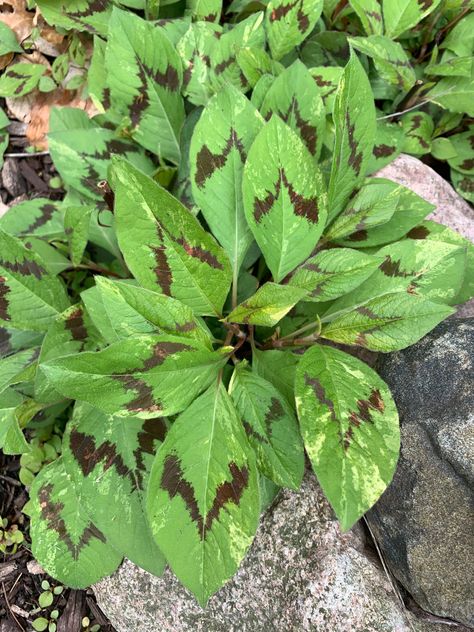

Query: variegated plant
left=0, top=0, right=473, bottom=608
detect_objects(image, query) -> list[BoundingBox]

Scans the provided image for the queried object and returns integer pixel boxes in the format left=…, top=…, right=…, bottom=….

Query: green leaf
left=335, top=183, right=434, bottom=247
left=226, top=283, right=307, bottom=326
left=439, top=10, right=474, bottom=57
left=177, top=22, right=222, bottom=107
left=40, top=334, right=230, bottom=417
left=288, top=248, right=380, bottom=302
left=349, top=0, right=383, bottom=35
left=35, top=0, right=112, bottom=36
left=32, top=618, right=49, bottom=632
left=401, top=111, right=434, bottom=155
left=252, top=347, right=298, bottom=405
left=209, top=13, right=265, bottom=94
left=405, top=220, right=474, bottom=304
left=260, top=60, right=325, bottom=159
left=320, top=292, right=454, bottom=351
left=243, top=116, right=327, bottom=282
left=230, top=364, right=304, bottom=488
left=64, top=206, right=93, bottom=267
left=62, top=402, right=166, bottom=575
left=35, top=303, right=101, bottom=404
left=431, top=137, right=457, bottom=161
left=28, top=457, right=122, bottom=588
left=447, top=131, right=474, bottom=174
left=451, top=169, right=474, bottom=203
left=0, top=389, right=30, bottom=455
left=186, top=0, right=222, bottom=21
left=295, top=344, right=399, bottom=530
left=105, top=8, right=185, bottom=163
left=87, top=37, right=111, bottom=113
left=0, top=328, right=43, bottom=359
left=48, top=108, right=154, bottom=201
left=112, top=158, right=232, bottom=317
left=147, top=382, right=259, bottom=605
left=349, top=35, right=416, bottom=91
left=0, top=23, right=23, bottom=55
left=425, top=55, right=473, bottom=78
left=0, top=230, right=70, bottom=332
left=87, top=277, right=212, bottom=347
left=309, top=67, right=344, bottom=113
left=0, top=347, right=39, bottom=395
left=265, top=0, right=324, bottom=60
left=383, top=0, right=441, bottom=39
left=425, top=67, right=474, bottom=117
left=368, top=120, right=404, bottom=173
left=328, top=52, right=376, bottom=222
left=237, top=47, right=283, bottom=88
left=0, top=199, right=64, bottom=240
left=325, top=178, right=402, bottom=242
left=0, top=63, right=45, bottom=98
left=190, top=85, right=263, bottom=272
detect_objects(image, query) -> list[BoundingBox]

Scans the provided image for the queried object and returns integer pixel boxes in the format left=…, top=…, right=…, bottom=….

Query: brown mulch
left=0, top=453, right=117, bottom=632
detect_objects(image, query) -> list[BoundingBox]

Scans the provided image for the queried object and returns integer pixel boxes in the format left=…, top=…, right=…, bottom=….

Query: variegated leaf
left=367, top=120, right=404, bottom=173
left=48, top=107, right=154, bottom=201
left=0, top=199, right=64, bottom=240
left=63, top=402, right=166, bottom=575
left=243, top=116, right=328, bottom=282
left=328, top=52, right=376, bottom=222
left=309, top=66, right=344, bottom=113
left=0, top=230, right=70, bottom=332
left=40, top=333, right=230, bottom=417
left=288, top=248, right=380, bottom=302
left=226, top=282, right=307, bottom=326
left=105, top=8, right=185, bottom=163
left=401, top=112, right=434, bottom=156
left=320, top=292, right=454, bottom=351
left=28, top=457, right=123, bottom=588
left=85, top=277, right=212, bottom=348
left=383, top=0, right=441, bottom=39
left=325, top=178, right=402, bottom=242
left=265, top=0, right=324, bottom=60
left=112, top=158, right=232, bottom=317
left=64, top=206, right=93, bottom=267
left=252, top=347, right=299, bottom=405
left=35, top=303, right=102, bottom=404
left=349, top=0, right=383, bottom=35
left=190, top=85, right=263, bottom=272
left=36, top=0, right=112, bottom=36
left=260, top=60, right=325, bottom=158
left=186, top=0, right=222, bottom=22
left=147, top=382, right=260, bottom=605
left=295, top=344, right=399, bottom=530
left=230, top=364, right=304, bottom=488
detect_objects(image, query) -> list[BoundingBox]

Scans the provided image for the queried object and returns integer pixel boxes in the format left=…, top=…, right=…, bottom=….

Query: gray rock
left=369, top=319, right=474, bottom=627
left=94, top=472, right=445, bottom=632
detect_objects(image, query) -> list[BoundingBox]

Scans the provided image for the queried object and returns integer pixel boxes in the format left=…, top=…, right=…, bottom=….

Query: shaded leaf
left=252, top=347, right=298, bottom=405
left=64, top=206, right=93, bottom=267
left=349, top=0, right=383, bottom=35
left=383, top=0, right=441, bottom=39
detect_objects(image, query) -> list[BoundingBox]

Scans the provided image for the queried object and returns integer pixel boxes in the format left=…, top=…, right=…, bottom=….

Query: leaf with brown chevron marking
left=105, top=7, right=184, bottom=163
left=0, top=199, right=64, bottom=240
left=295, top=344, right=399, bottom=530
left=40, top=333, right=230, bottom=417
left=147, top=383, right=259, bottom=605
left=328, top=52, right=376, bottom=222
left=35, top=0, right=113, bottom=36
left=242, top=116, right=327, bottom=282
left=260, top=61, right=325, bottom=159
left=0, top=230, right=70, bottom=332
left=62, top=402, right=167, bottom=575
left=112, top=157, right=232, bottom=316
left=28, top=457, right=123, bottom=587
left=265, top=0, right=324, bottom=60
left=230, top=364, right=304, bottom=488
left=35, top=303, right=102, bottom=405
left=190, top=84, right=263, bottom=271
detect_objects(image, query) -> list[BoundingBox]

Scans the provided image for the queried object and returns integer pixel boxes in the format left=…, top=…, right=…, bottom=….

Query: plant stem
left=64, top=263, right=124, bottom=278
left=231, top=266, right=239, bottom=310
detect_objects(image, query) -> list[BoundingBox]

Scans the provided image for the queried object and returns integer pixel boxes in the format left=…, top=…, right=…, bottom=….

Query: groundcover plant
left=0, top=0, right=473, bottom=607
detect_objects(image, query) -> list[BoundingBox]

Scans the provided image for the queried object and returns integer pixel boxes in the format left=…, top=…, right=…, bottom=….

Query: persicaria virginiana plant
left=0, top=0, right=473, bottom=606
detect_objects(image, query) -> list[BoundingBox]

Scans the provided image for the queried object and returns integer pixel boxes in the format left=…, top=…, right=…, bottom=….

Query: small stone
left=1, top=158, right=26, bottom=198
left=27, top=559, right=45, bottom=575
left=369, top=319, right=474, bottom=627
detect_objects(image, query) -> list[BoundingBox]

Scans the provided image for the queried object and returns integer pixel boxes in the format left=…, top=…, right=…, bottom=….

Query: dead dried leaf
left=0, top=0, right=35, bottom=44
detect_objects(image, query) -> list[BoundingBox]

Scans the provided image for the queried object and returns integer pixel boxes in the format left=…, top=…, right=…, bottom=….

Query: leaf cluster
left=0, top=0, right=473, bottom=606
